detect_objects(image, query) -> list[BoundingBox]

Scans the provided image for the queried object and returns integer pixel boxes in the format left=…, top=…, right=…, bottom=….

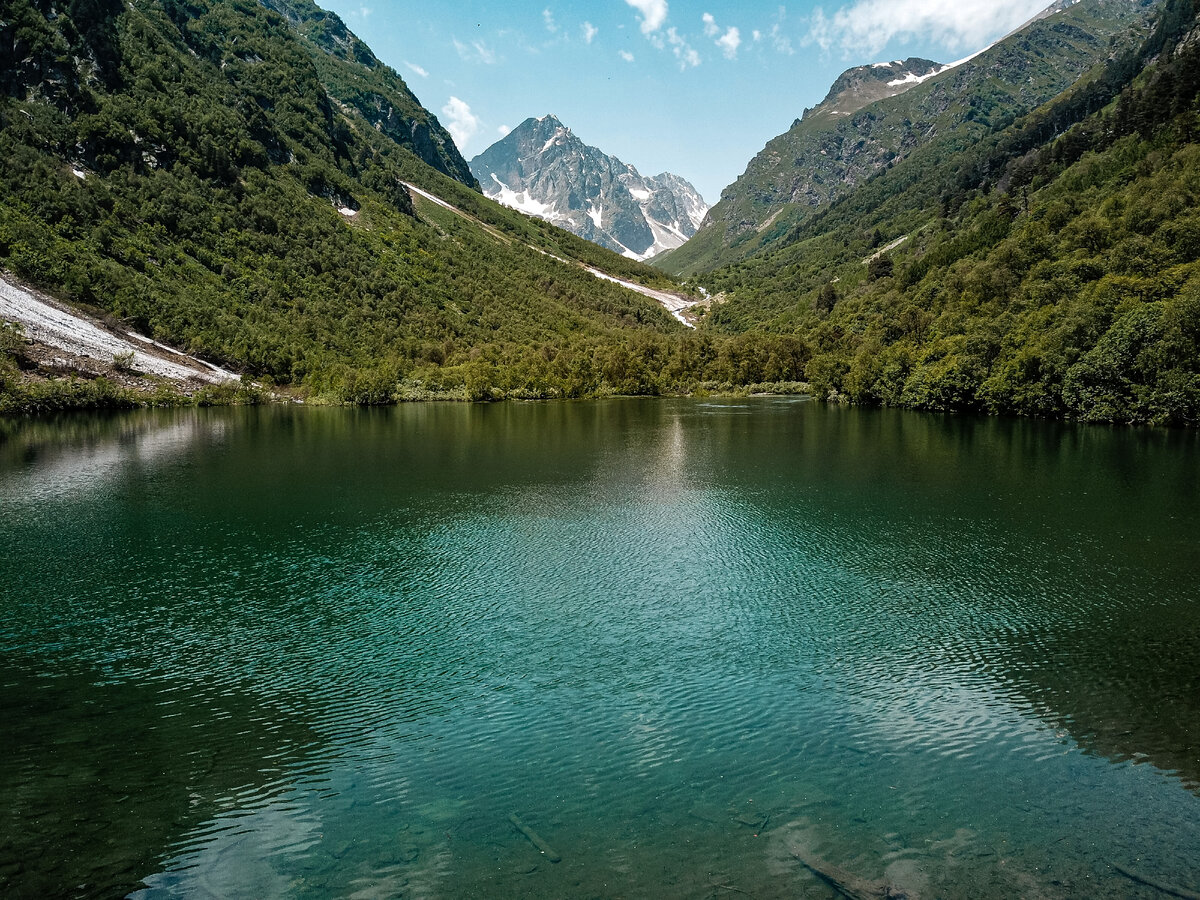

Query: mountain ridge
left=801, top=57, right=948, bottom=125
left=657, top=0, right=1152, bottom=276
left=470, top=116, right=708, bottom=262
left=685, top=0, right=1200, bottom=425
left=256, top=0, right=478, bottom=188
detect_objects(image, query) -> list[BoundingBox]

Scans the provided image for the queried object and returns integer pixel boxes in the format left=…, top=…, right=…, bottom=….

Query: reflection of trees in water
left=0, top=409, right=228, bottom=503
left=991, top=609, right=1200, bottom=793
left=0, top=656, right=323, bottom=899
left=708, top=405, right=1200, bottom=794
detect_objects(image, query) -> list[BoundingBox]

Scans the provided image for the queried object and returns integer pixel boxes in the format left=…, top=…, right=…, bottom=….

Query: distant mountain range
left=470, top=116, right=708, bottom=261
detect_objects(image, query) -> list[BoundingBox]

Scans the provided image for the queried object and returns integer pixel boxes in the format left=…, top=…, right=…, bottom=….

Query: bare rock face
left=470, top=116, right=709, bottom=261
left=802, top=58, right=946, bottom=123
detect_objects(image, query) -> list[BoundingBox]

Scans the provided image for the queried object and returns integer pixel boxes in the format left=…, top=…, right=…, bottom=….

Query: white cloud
left=359, top=6, right=371, bottom=17
left=543, top=8, right=558, bottom=33
left=666, top=27, right=700, bottom=69
left=717, top=26, right=741, bottom=59
left=453, top=38, right=498, bottom=65
left=702, top=12, right=719, bottom=37
left=808, top=0, right=1047, bottom=55
left=619, top=49, right=635, bottom=62
left=441, top=97, right=480, bottom=150
left=625, top=0, right=668, bottom=35
left=771, top=24, right=794, bottom=54
left=767, top=6, right=795, bottom=55
left=582, top=21, right=598, bottom=44
left=404, top=61, right=429, bottom=78
left=752, top=29, right=763, bottom=41
left=498, top=124, right=511, bottom=137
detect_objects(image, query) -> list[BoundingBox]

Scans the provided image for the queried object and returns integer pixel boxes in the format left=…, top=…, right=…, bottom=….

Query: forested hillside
left=692, top=0, right=1200, bottom=425
left=2, top=0, right=1196, bottom=424
left=658, top=0, right=1152, bottom=276
left=0, top=0, right=815, bottom=409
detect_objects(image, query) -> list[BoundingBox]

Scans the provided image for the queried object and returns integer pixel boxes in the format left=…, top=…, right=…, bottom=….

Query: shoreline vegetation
left=0, top=358, right=814, bottom=416
left=0, top=270, right=815, bottom=414
left=2, top=0, right=1197, bottom=426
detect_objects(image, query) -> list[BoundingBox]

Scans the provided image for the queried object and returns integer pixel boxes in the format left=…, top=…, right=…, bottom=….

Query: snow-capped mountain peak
left=469, top=116, right=709, bottom=261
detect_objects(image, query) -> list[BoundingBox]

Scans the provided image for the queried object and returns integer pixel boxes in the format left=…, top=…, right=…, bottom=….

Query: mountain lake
left=1, top=398, right=1197, bottom=898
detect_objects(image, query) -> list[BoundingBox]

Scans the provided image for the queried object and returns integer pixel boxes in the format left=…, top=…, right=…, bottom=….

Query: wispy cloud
left=808, top=0, right=1047, bottom=55
left=625, top=0, right=668, bottom=35
left=769, top=6, right=795, bottom=55
left=717, top=26, right=741, bottom=59
left=582, top=21, right=598, bottom=44
left=619, top=49, right=635, bottom=62
left=497, top=124, right=511, bottom=137
left=404, top=61, right=429, bottom=78
left=701, top=13, right=740, bottom=59
left=665, top=27, right=700, bottom=69
left=441, top=96, right=480, bottom=150
left=542, top=8, right=558, bottom=33
left=453, top=38, right=498, bottom=65
left=771, top=25, right=794, bottom=54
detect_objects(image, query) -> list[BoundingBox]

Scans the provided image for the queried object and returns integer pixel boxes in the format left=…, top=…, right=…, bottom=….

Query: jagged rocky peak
left=469, top=115, right=709, bottom=261
left=803, top=57, right=946, bottom=121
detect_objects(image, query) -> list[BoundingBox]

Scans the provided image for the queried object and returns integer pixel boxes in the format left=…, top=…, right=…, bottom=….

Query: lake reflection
left=1, top=401, right=1198, bottom=898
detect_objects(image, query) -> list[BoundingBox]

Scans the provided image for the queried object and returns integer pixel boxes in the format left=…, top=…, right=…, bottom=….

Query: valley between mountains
left=1, top=0, right=1198, bottom=424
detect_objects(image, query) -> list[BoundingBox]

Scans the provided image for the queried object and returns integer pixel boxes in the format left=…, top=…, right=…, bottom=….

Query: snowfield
left=0, top=274, right=238, bottom=383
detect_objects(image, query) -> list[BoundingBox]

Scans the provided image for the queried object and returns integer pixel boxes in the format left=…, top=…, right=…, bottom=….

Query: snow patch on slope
left=883, top=44, right=993, bottom=88
left=488, top=174, right=557, bottom=220
left=0, top=274, right=238, bottom=383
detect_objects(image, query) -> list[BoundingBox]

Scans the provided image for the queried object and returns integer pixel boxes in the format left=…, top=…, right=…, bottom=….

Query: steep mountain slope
left=801, top=57, right=947, bottom=125
left=257, top=0, right=477, bottom=187
left=658, top=0, right=1152, bottom=276
left=0, top=0, right=695, bottom=403
left=470, top=116, right=708, bottom=261
left=0, top=0, right=815, bottom=409
left=690, top=0, right=1200, bottom=425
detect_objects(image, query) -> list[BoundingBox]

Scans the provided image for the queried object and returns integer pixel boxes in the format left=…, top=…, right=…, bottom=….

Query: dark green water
left=1, top=400, right=1198, bottom=899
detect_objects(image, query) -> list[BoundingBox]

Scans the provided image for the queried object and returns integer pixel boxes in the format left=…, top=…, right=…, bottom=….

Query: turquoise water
left=0, top=400, right=1197, bottom=898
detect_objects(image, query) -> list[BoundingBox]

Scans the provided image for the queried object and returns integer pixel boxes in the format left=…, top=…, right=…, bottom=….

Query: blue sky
left=320, top=0, right=1054, bottom=203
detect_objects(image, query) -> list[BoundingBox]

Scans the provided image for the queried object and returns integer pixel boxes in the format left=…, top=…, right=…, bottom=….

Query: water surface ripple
left=1, top=401, right=1197, bottom=898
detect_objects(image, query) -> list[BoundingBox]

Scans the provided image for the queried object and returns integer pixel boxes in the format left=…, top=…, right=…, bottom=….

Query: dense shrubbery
left=692, top=0, right=1200, bottom=425
left=0, top=0, right=742, bottom=414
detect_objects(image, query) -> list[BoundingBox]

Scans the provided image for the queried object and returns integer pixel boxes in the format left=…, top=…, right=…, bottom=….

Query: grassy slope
left=690, top=0, right=1200, bottom=425
left=0, top=0, right=735, bottom=406
left=657, top=0, right=1152, bottom=277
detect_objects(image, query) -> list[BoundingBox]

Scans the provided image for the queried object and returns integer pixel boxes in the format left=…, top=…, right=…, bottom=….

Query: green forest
left=1, top=0, right=1199, bottom=424
left=691, top=0, right=1200, bottom=425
